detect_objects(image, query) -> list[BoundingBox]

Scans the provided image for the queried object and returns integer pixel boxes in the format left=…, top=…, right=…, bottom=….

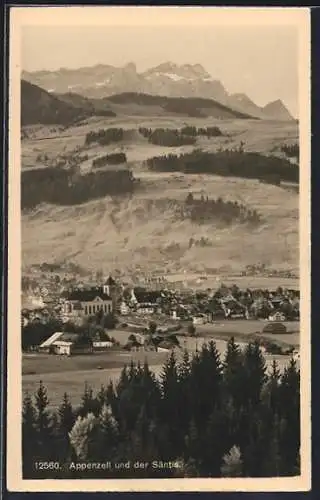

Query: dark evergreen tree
left=58, top=392, right=75, bottom=435
left=159, top=351, right=181, bottom=457
left=22, top=393, right=38, bottom=477
left=78, top=382, right=99, bottom=417
left=278, top=359, right=300, bottom=475
left=34, top=381, right=56, bottom=460
left=222, top=337, right=245, bottom=408
left=57, top=392, right=75, bottom=461
left=201, top=406, right=231, bottom=477
left=242, top=341, right=267, bottom=406
left=97, top=404, right=119, bottom=461
left=96, top=384, right=106, bottom=411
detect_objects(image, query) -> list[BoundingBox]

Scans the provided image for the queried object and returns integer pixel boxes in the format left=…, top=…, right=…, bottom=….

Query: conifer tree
left=160, top=351, right=180, bottom=456
left=189, top=342, right=222, bottom=427
left=261, top=413, right=282, bottom=476
left=58, top=392, right=75, bottom=434
left=69, top=413, right=100, bottom=461
left=105, top=379, right=119, bottom=422
left=57, top=392, right=75, bottom=462
left=96, top=384, right=106, bottom=411
left=79, top=382, right=99, bottom=417
left=185, top=418, right=200, bottom=465
left=278, top=359, right=300, bottom=475
left=130, top=404, right=150, bottom=462
left=221, top=445, right=243, bottom=477
left=97, top=403, right=119, bottom=461
left=140, top=359, right=161, bottom=419
left=34, top=381, right=55, bottom=460
left=22, top=393, right=38, bottom=477
left=201, top=407, right=230, bottom=477
left=177, top=350, right=192, bottom=431
left=222, top=337, right=245, bottom=408
left=243, top=341, right=267, bottom=406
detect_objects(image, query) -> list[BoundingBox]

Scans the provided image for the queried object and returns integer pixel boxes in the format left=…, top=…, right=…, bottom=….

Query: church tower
left=103, top=276, right=118, bottom=312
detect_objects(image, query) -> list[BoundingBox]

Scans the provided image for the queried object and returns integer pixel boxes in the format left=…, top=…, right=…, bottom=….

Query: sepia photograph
left=7, top=6, right=311, bottom=492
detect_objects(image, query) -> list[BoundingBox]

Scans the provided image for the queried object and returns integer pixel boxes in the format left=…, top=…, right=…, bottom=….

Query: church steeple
left=103, top=275, right=116, bottom=296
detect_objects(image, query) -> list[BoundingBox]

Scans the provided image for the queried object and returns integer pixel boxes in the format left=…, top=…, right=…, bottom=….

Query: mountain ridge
left=22, top=61, right=295, bottom=122
left=21, top=80, right=257, bottom=125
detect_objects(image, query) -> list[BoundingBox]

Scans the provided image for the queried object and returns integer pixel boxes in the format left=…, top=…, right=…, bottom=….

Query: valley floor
left=22, top=319, right=299, bottom=408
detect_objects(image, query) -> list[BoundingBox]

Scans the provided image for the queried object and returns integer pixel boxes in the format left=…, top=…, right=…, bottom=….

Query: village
left=21, top=269, right=300, bottom=360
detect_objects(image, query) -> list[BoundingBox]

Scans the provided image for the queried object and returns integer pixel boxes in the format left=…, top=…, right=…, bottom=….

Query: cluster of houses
left=21, top=274, right=300, bottom=330
left=121, top=284, right=299, bottom=324
left=20, top=273, right=300, bottom=357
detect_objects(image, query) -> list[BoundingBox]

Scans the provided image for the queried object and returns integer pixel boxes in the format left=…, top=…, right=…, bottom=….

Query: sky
left=21, top=24, right=299, bottom=117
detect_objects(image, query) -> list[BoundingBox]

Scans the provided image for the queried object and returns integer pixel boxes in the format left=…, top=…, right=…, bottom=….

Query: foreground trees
left=22, top=339, right=300, bottom=478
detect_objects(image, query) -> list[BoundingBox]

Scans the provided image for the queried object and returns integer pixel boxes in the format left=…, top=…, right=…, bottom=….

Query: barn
left=39, top=332, right=93, bottom=355
left=262, top=322, right=287, bottom=335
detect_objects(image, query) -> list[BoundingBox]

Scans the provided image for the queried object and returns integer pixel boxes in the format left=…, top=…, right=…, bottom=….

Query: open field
left=22, top=318, right=300, bottom=408
left=165, top=274, right=299, bottom=290
left=21, top=176, right=299, bottom=277
left=22, top=340, right=298, bottom=408
left=22, top=349, right=168, bottom=376
left=22, top=116, right=298, bottom=164
left=109, top=321, right=300, bottom=347
left=193, top=321, right=299, bottom=346
left=22, top=363, right=165, bottom=409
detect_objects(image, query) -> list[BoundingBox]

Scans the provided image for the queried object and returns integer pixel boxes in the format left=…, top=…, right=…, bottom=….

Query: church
left=61, top=276, right=118, bottom=318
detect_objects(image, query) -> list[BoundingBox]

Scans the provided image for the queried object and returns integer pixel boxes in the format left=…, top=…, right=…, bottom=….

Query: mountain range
left=22, top=62, right=294, bottom=122
left=21, top=80, right=257, bottom=126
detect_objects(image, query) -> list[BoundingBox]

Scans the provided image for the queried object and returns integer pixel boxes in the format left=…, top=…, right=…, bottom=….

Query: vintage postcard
left=6, top=6, right=311, bottom=492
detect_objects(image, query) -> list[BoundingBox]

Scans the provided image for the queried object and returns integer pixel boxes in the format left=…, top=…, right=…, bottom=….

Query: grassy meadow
left=21, top=115, right=299, bottom=277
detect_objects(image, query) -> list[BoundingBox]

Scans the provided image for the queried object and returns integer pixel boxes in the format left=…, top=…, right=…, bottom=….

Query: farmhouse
left=192, top=314, right=207, bottom=325
left=39, top=332, right=93, bottom=356
left=62, top=287, right=113, bottom=318
left=223, top=299, right=248, bottom=319
left=268, top=311, right=286, bottom=322
left=130, top=288, right=162, bottom=314
left=93, top=340, right=114, bottom=351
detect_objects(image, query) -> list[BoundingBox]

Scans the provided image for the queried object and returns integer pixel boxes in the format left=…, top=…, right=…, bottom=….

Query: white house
left=130, top=288, right=162, bottom=314
left=268, top=311, right=286, bottom=322
left=192, top=314, right=207, bottom=325
left=39, top=332, right=93, bottom=356
left=120, top=301, right=130, bottom=315
left=93, top=340, right=113, bottom=350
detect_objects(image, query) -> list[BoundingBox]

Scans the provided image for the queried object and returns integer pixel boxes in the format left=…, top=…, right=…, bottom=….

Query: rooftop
left=65, top=288, right=112, bottom=302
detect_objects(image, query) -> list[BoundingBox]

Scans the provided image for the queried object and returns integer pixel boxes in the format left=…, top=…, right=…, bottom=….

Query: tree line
left=22, top=339, right=300, bottom=478
left=138, top=127, right=196, bottom=147
left=107, top=92, right=252, bottom=119
left=183, top=192, right=261, bottom=226
left=146, top=150, right=299, bottom=184
left=85, top=128, right=124, bottom=146
left=138, top=126, right=223, bottom=147
left=280, top=143, right=299, bottom=160
left=21, top=167, right=135, bottom=209
left=92, top=153, right=127, bottom=168
left=180, top=125, right=223, bottom=137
